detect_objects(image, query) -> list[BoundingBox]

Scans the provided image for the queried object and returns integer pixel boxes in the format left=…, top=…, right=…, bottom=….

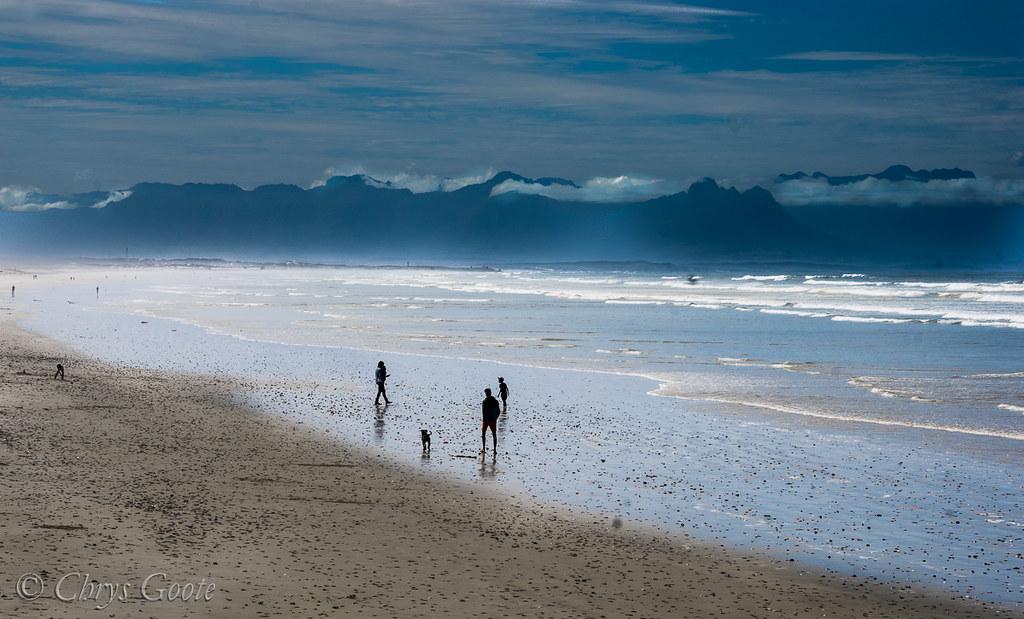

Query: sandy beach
left=0, top=310, right=1018, bottom=618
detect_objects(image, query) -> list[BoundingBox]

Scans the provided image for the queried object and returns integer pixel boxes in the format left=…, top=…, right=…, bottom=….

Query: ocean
left=15, top=263, right=1024, bottom=604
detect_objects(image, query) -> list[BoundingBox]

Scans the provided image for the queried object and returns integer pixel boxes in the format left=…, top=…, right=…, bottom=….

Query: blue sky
left=0, top=0, right=1021, bottom=193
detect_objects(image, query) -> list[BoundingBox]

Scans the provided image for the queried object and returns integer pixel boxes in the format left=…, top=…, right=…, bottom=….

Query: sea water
left=15, top=263, right=1024, bottom=604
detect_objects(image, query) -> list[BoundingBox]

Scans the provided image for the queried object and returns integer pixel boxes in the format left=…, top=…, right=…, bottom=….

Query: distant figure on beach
left=498, top=377, right=509, bottom=409
left=96, top=286, right=100, bottom=299
left=54, top=363, right=64, bottom=380
left=481, top=388, right=500, bottom=455
left=10, top=285, right=13, bottom=298
left=374, top=361, right=391, bottom=405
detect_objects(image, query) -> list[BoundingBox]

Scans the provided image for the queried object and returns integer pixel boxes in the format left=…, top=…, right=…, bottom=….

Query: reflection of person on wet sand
left=498, top=377, right=509, bottom=409
left=374, top=361, right=391, bottom=405
left=481, top=388, right=500, bottom=455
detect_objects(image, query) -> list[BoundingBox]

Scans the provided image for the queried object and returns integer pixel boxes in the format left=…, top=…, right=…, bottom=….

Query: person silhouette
left=374, top=361, right=391, bottom=405
left=54, top=363, right=64, bottom=380
left=497, top=377, right=509, bottom=409
left=481, top=388, right=500, bottom=455
left=10, top=285, right=14, bottom=298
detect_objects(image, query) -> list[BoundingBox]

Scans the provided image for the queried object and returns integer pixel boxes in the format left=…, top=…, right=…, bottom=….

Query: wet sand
left=0, top=314, right=1017, bottom=618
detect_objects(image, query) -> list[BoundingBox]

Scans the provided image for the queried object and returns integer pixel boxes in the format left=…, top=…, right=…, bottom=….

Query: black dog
left=421, top=429, right=432, bottom=451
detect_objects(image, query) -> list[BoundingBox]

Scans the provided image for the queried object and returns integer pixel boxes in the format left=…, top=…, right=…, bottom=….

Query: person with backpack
left=374, top=361, right=391, bottom=405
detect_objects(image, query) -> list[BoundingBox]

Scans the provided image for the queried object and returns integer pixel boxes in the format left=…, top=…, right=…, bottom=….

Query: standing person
left=481, top=388, right=500, bottom=455
left=374, top=361, right=391, bottom=405
left=497, top=377, right=509, bottom=409
left=54, top=363, right=64, bottom=380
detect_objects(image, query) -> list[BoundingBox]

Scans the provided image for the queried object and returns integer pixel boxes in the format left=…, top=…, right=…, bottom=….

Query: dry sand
left=0, top=314, right=1018, bottom=618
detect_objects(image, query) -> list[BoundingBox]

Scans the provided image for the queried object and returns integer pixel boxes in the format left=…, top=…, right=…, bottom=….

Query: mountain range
left=776, top=164, right=976, bottom=186
left=0, top=166, right=1021, bottom=268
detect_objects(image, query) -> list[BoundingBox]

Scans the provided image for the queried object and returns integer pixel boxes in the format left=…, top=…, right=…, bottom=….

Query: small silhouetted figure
left=374, top=361, right=391, bottom=405
left=481, top=388, right=500, bottom=455
left=54, top=364, right=64, bottom=380
left=10, top=285, right=14, bottom=298
left=421, top=429, right=431, bottom=452
left=497, top=377, right=509, bottom=409
left=96, top=286, right=100, bottom=299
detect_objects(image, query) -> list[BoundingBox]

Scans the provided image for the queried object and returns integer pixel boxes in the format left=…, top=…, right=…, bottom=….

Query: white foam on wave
left=998, top=404, right=1024, bottom=413
left=652, top=387, right=1024, bottom=441
left=605, top=299, right=665, bottom=305
left=970, top=371, right=1024, bottom=379
left=956, top=293, right=1024, bottom=304
left=831, top=315, right=914, bottom=324
left=848, top=376, right=941, bottom=403
left=732, top=274, right=789, bottom=281
left=760, top=308, right=829, bottom=318
left=805, top=286, right=927, bottom=298
left=716, top=357, right=822, bottom=375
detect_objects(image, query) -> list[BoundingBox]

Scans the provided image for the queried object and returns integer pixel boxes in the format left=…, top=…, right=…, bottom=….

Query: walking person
left=374, top=360, right=391, bottom=405
left=54, top=363, right=64, bottom=380
left=497, top=377, right=509, bottom=409
left=481, top=388, right=500, bottom=456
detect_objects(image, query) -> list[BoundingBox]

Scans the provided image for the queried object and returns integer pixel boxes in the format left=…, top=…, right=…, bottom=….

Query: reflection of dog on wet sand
left=421, top=429, right=431, bottom=452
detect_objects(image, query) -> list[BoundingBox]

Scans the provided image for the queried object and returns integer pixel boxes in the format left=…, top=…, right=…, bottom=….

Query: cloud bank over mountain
left=490, top=175, right=679, bottom=203
left=772, top=174, right=1024, bottom=207
left=310, top=166, right=498, bottom=194
left=0, top=165, right=1022, bottom=268
left=0, top=186, right=132, bottom=212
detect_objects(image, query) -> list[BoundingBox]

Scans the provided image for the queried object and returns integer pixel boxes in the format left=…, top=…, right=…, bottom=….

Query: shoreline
left=0, top=314, right=1018, bottom=617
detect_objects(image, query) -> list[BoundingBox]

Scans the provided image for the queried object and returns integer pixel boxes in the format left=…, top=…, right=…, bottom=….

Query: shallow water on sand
left=12, top=264, right=1024, bottom=604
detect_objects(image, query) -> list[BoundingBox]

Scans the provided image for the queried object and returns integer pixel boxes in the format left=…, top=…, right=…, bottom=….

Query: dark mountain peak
left=877, top=164, right=914, bottom=180
left=688, top=177, right=720, bottom=190
left=534, top=177, right=580, bottom=188
left=128, top=182, right=243, bottom=199
left=489, top=171, right=527, bottom=185
left=920, top=167, right=976, bottom=181
left=253, top=183, right=304, bottom=194
left=179, top=182, right=245, bottom=192
left=742, top=185, right=777, bottom=203
left=777, top=165, right=976, bottom=186
left=323, top=174, right=377, bottom=188
left=872, top=165, right=975, bottom=183
left=453, top=171, right=547, bottom=197
left=686, top=177, right=723, bottom=199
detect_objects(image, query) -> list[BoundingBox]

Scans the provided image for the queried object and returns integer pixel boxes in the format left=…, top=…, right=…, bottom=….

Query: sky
left=0, top=0, right=1022, bottom=194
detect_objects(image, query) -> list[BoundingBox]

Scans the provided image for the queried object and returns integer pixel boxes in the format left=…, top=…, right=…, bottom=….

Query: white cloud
left=772, top=176, right=1024, bottom=207
left=0, top=186, right=70, bottom=212
left=310, top=165, right=496, bottom=193
left=0, top=186, right=131, bottom=211
left=491, top=175, right=677, bottom=202
left=91, top=189, right=133, bottom=208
